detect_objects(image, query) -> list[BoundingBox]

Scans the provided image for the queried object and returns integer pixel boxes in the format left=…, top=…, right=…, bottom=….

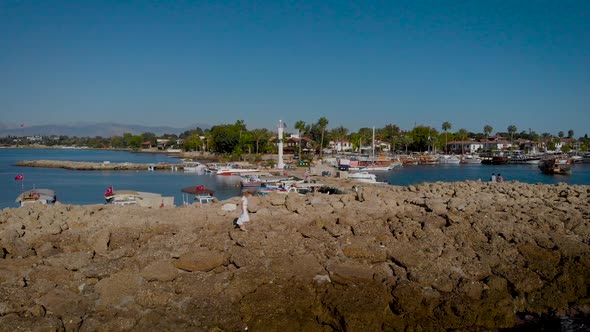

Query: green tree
left=141, top=132, right=157, bottom=146
left=208, top=121, right=246, bottom=153
left=379, top=124, right=400, bottom=152
left=409, top=126, right=437, bottom=152
left=400, top=135, right=413, bottom=154
left=558, top=131, right=564, bottom=138
left=183, top=134, right=203, bottom=151
left=483, top=125, right=493, bottom=137
left=442, top=121, right=451, bottom=153
left=250, top=128, right=270, bottom=154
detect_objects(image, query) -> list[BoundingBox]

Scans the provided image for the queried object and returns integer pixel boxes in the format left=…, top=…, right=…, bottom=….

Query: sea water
left=0, top=148, right=242, bottom=209
left=1, top=148, right=590, bottom=209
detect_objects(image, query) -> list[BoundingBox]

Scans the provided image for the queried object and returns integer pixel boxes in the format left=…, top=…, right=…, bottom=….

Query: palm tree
left=294, top=120, right=306, bottom=158
left=483, top=125, right=493, bottom=138
left=400, top=135, right=413, bottom=154
left=507, top=125, right=517, bottom=150
left=442, top=121, right=451, bottom=153
left=250, top=129, right=269, bottom=154
left=558, top=131, right=564, bottom=139
left=318, top=117, right=329, bottom=159
left=568, top=130, right=574, bottom=139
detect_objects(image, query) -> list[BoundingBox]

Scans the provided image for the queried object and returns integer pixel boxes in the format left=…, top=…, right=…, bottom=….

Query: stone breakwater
left=0, top=181, right=588, bottom=331
left=15, top=160, right=175, bottom=171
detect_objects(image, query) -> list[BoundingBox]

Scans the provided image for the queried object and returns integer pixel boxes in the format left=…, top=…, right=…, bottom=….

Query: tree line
left=3, top=119, right=588, bottom=156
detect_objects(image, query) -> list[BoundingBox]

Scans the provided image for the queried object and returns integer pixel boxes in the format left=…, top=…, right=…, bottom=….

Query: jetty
left=14, top=160, right=181, bottom=171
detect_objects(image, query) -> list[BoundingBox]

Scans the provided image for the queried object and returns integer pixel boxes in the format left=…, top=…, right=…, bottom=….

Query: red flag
left=14, top=174, right=24, bottom=181
left=104, top=186, right=113, bottom=197
left=196, top=185, right=205, bottom=191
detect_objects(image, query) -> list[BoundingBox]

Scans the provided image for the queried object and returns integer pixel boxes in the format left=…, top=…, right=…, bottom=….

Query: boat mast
left=372, top=126, right=375, bottom=162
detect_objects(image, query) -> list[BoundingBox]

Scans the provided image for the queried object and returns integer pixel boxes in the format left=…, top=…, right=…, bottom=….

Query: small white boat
left=215, top=163, right=260, bottom=176
left=16, top=189, right=57, bottom=207
left=181, top=161, right=206, bottom=173
left=438, top=155, right=461, bottom=164
left=460, top=155, right=482, bottom=164
left=348, top=172, right=382, bottom=184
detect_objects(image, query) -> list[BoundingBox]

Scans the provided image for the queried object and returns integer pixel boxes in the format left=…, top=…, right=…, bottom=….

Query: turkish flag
left=14, top=174, right=24, bottom=181
left=104, top=186, right=113, bottom=197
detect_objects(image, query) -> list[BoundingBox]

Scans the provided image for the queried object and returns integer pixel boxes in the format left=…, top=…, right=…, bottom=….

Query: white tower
left=277, top=120, right=285, bottom=169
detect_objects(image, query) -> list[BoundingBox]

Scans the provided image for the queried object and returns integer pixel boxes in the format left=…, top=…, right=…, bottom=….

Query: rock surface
left=0, top=180, right=589, bottom=331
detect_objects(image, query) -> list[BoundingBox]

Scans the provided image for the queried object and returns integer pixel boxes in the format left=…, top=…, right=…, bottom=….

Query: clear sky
left=1, top=0, right=589, bottom=136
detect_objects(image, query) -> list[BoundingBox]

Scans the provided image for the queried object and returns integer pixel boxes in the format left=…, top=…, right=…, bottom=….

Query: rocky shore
left=0, top=180, right=589, bottom=331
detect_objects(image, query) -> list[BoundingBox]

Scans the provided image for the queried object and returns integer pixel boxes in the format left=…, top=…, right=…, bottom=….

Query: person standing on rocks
left=490, top=173, right=496, bottom=182
left=237, top=190, right=251, bottom=231
left=497, top=173, right=504, bottom=182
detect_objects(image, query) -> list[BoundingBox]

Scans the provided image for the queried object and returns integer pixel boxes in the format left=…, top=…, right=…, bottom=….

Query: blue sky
left=1, top=0, right=589, bottom=136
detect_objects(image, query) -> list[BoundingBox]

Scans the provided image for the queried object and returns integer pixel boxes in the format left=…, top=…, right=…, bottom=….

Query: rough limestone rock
left=0, top=180, right=588, bottom=331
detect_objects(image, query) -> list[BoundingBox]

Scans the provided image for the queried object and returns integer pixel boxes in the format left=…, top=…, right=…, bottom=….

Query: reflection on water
left=1, top=149, right=589, bottom=209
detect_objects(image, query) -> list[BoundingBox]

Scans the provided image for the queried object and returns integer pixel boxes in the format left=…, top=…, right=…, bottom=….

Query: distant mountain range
left=0, top=122, right=210, bottom=137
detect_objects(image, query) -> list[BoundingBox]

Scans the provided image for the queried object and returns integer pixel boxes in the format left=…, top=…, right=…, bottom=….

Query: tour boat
left=538, top=156, right=573, bottom=175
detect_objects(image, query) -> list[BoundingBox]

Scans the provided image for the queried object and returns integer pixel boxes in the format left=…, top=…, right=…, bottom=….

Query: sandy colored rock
left=0, top=180, right=588, bottom=331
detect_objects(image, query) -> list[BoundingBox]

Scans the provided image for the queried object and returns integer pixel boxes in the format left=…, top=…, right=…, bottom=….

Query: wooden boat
left=538, top=156, right=573, bottom=175
left=16, top=189, right=57, bottom=207
left=418, top=154, right=439, bottom=165
left=480, top=153, right=508, bottom=165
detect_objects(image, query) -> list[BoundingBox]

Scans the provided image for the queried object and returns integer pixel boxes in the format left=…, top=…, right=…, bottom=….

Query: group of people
left=490, top=173, right=504, bottom=182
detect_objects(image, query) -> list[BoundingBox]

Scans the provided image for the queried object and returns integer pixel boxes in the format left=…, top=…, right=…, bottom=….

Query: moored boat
left=460, top=155, right=482, bottom=164
left=438, top=155, right=461, bottom=164
left=181, top=185, right=216, bottom=204
left=181, top=161, right=206, bottom=172
left=418, top=154, right=439, bottom=165
left=508, top=151, right=541, bottom=164
left=215, top=163, right=260, bottom=176
left=16, top=189, right=57, bottom=207
left=538, top=156, right=573, bottom=175
left=348, top=171, right=378, bottom=183
left=240, top=174, right=290, bottom=188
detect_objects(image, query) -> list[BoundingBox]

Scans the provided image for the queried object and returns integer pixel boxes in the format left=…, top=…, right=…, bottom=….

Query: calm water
left=0, top=148, right=242, bottom=209
left=381, top=162, right=590, bottom=186
left=1, top=148, right=589, bottom=209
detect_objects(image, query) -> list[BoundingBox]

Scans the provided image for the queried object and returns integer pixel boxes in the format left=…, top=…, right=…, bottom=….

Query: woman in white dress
left=237, top=190, right=251, bottom=231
